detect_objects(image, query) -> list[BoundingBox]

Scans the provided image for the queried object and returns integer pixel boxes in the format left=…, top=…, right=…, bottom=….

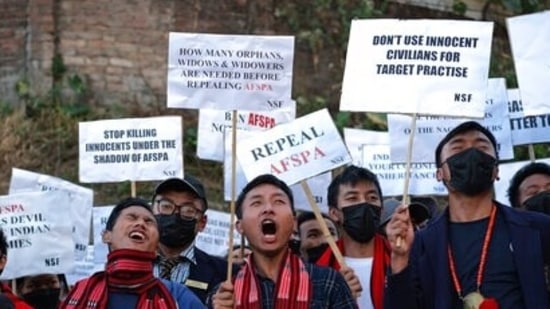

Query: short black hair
left=327, top=165, right=382, bottom=208
left=0, top=228, right=7, bottom=257
left=507, top=162, right=550, bottom=208
left=297, top=211, right=332, bottom=229
left=236, top=174, right=294, bottom=219
left=105, top=197, right=153, bottom=231
left=434, top=121, right=499, bottom=167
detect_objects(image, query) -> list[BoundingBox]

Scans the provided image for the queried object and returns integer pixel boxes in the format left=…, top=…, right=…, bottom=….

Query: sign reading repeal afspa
left=197, top=102, right=296, bottom=162
left=507, top=89, right=550, bottom=146
left=507, top=11, right=550, bottom=117
left=79, top=116, right=183, bottom=183
left=388, top=78, right=514, bottom=162
left=9, top=168, right=93, bottom=261
left=0, top=191, right=74, bottom=279
left=361, top=137, right=446, bottom=196
left=236, top=109, right=351, bottom=186
left=167, top=32, right=295, bottom=110
left=340, top=19, right=493, bottom=117
left=344, top=128, right=390, bottom=166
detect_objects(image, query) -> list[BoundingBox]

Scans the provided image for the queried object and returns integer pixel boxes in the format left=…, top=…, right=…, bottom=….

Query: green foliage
left=452, top=0, right=468, bottom=15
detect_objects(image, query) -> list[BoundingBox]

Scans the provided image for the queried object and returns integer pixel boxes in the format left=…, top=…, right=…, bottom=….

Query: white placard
left=224, top=132, right=331, bottom=213
left=292, top=172, right=332, bottom=213
left=92, top=206, right=115, bottom=265
left=167, top=32, right=295, bottom=110
left=79, top=116, right=183, bottom=182
left=236, top=109, right=351, bottom=186
left=507, top=11, right=550, bottom=116
left=494, top=158, right=550, bottom=206
left=0, top=191, right=74, bottom=279
left=344, top=128, right=389, bottom=166
left=9, top=168, right=93, bottom=261
left=197, top=103, right=296, bottom=161
left=341, top=19, right=493, bottom=117
left=508, top=89, right=550, bottom=146
left=196, top=209, right=242, bottom=258
left=388, top=78, right=514, bottom=162
left=361, top=141, right=446, bottom=196
left=65, top=245, right=104, bottom=286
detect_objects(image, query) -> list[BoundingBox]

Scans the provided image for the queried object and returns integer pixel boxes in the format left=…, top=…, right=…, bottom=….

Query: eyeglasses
left=155, top=198, right=204, bottom=219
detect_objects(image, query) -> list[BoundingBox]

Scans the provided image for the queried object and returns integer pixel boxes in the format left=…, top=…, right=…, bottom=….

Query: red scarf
left=234, top=250, right=312, bottom=309
left=60, top=249, right=177, bottom=309
left=316, top=235, right=390, bottom=309
left=0, top=283, right=33, bottom=309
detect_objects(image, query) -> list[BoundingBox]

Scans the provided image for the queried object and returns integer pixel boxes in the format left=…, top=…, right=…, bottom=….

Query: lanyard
left=447, top=205, right=497, bottom=299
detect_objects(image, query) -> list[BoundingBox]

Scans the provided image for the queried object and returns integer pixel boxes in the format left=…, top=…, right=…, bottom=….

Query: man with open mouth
left=208, top=174, right=356, bottom=309
left=60, top=197, right=203, bottom=309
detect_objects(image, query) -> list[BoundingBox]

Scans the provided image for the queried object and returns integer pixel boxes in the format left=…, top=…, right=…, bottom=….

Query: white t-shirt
left=344, top=256, right=374, bottom=309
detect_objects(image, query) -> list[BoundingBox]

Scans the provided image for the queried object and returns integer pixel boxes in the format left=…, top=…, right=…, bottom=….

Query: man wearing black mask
left=15, top=274, right=67, bottom=309
left=316, top=165, right=390, bottom=309
left=385, top=121, right=550, bottom=309
left=152, top=175, right=235, bottom=303
left=507, top=162, right=550, bottom=214
left=297, top=211, right=338, bottom=263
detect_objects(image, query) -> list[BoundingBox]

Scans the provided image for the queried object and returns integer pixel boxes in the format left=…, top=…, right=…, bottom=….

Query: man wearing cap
left=152, top=175, right=235, bottom=304
left=61, top=197, right=203, bottom=308
left=507, top=162, right=550, bottom=214
left=385, top=121, right=550, bottom=309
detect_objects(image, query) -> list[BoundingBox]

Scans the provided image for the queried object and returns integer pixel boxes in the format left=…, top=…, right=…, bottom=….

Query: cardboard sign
left=344, top=128, right=390, bottom=166
left=195, top=209, right=242, bottom=257
left=224, top=131, right=331, bottom=213
left=9, top=168, right=93, bottom=261
left=361, top=139, right=446, bottom=196
left=507, top=89, right=550, bottom=146
left=79, top=116, right=183, bottom=182
left=92, top=206, right=115, bottom=265
left=493, top=158, right=550, bottom=206
left=65, top=245, right=104, bottom=286
left=197, top=103, right=296, bottom=161
left=507, top=11, right=550, bottom=116
left=0, top=191, right=74, bottom=279
left=236, top=109, right=351, bottom=186
left=388, top=78, right=514, bottom=162
left=167, top=32, right=295, bottom=110
left=341, top=19, right=493, bottom=117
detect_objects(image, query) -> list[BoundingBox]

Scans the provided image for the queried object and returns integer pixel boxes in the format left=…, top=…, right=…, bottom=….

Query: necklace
left=447, top=205, right=498, bottom=309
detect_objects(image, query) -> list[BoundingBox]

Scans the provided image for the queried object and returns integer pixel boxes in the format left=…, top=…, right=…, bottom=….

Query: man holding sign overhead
left=385, top=121, right=550, bottom=309
left=209, top=174, right=355, bottom=308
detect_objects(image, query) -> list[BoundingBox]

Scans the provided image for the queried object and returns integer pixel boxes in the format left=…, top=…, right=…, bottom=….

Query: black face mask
left=22, top=288, right=60, bottom=309
left=155, top=214, right=197, bottom=248
left=523, top=191, right=550, bottom=215
left=342, top=202, right=381, bottom=244
left=306, top=243, right=329, bottom=263
left=444, top=148, right=497, bottom=196
left=288, top=239, right=301, bottom=256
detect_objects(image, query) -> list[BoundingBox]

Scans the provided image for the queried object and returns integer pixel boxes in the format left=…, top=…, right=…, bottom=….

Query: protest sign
left=0, top=191, right=74, bottom=279
left=65, top=245, right=104, bottom=286
left=195, top=209, right=243, bottom=257
left=388, top=78, right=514, bottom=162
left=167, top=33, right=295, bottom=110
left=507, top=89, right=550, bottom=146
left=79, top=116, right=183, bottom=182
left=507, top=11, right=550, bottom=116
left=9, top=168, right=93, bottom=261
left=92, top=206, right=115, bottom=265
left=223, top=132, right=331, bottom=213
left=340, top=19, right=493, bottom=117
left=197, top=102, right=296, bottom=161
left=361, top=137, right=446, bottom=196
left=236, top=109, right=351, bottom=186
left=344, top=128, right=389, bottom=166
left=493, top=158, right=550, bottom=206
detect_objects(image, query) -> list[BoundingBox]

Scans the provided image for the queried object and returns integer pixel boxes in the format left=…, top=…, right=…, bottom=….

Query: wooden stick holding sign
left=528, top=144, right=536, bottom=163
left=226, top=110, right=238, bottom=281
left=396, top=114, right=417, bottom=248
left=300, top=180, right=345, bottom=266
left=131, top=181, right=137, bottom=197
